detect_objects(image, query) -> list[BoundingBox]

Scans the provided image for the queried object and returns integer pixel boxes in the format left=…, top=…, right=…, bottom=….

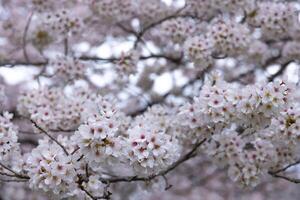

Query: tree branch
left=268, top=172, right=300, bottom=184
left=268, top=60, right=294, bottom=82
left=30, top=120, right=69, bottom=156
left=0, top=53, right=182, bottom=68
left=268, top=159, right=300, bottom=184
left=23, top=12, right=34, bottom=63
left=0, top=162, right=29, bottom=180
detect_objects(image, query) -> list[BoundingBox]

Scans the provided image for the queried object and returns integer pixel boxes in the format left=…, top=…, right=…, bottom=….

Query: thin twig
left=64, top=37, right=69, bottom=56
left=268, top=60, right=294, bottom=82
left=30, top=120, right=69, bottom=156
left=0, top=162, right=29, bottom=179
left=0, top=171, right=19, bottom=178
left=23, top=12, right=34, bottom=63
left=270, top=160, right=300, bottom=174
left=0, top=53, right=182, bottom=68
left=0, top=178, right=28, bottom=183
left=162, top=175, right=172, bottom=190
left=268, top=172, right=300, bottom=184
left=133, top=8, right=191, bottom=48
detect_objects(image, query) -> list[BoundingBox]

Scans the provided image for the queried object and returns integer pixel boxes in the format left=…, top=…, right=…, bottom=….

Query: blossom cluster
left=185, top=0, right=255, bottom=18
left=49, top=56, right=87, bottom=82
left=1, top=0, right=300, bottom=199
left=136, top=0, right=171, bottom=26
left=116, top=50, right=140, bottom=76
left=73, top=96, right=181, bottom=175
left=247, top=2, right=298, bottom=40
left=184, top=35, right=214, bottom=70
left=17, top=87, right=95, bottom=131
left=161, top=18, right=197, bottom=44
left=30, top=8, right=84, bottom=45
left=184, top=19, right=251, bottom=70
left=125, top=123, right=180, bottom=174
left=31, top=0, right=54, bottom=13
left=46, top=9, right=83, bottom=37
left=92, top=0, right=137, bottom=23
left=178, top=72, right=300, bottom=186
left=25, top=138, right=77, bottom=195
left=91, top=0, right=172, bottom=25
left=73, top=96, right=125, bottom=171
left=0, top=112, right=22, bottom=173
left=207, top=20, right=251, bottom=56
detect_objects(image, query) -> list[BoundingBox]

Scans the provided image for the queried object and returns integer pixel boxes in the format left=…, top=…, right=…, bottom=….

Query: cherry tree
left=0, top=0, right=300, bottom=199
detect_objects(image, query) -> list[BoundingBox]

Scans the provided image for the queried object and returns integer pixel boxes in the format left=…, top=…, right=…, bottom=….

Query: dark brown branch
left=0, top=171, right=20, bottom=178
left=268, top=172, right=300, bottom=184
left=19, top=138, right=39, bottom=146
left=268, top=60, right=294, bottom=82
left=268, top=159, right=300, bottom=184
left=162, top=175, right=172, bottom=190
left=0, top=53, right=182, bottom=68
left=80, top=186, right=98, bottom=200
left=0, top=162, right=29, bottom=180
left=228, top=68, right=256, bottom=83
left=77, top=174, right=111, bottom=200
left=0, top=178, right=28, bottom=183
left=133, top=9, right=195, bottom=47
left=30, top=120, right=69, bottom=156
left=64, top=37, right=69, bottom=56
left=270, top=160, right=300, bottom=174
left=0, top=61, right=46, bottom=67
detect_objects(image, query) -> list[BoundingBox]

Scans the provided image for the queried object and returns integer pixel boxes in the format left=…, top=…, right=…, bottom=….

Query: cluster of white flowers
left=184, top=35, right=214, bottom=70
left=185, top=0, right=255, bottom=19
left=213, top=131, right=277, bottom=187
left=81, top=175, right=105, bottom=198
left=29, top=1, right=88, bottom=49
left=124, top=123, right=180, bottom=175
left=0, top=112, right=22, bottom=173
left=31, top=0, right=54, bottom=12
left=161, top=18, right=197, bottom=44
left=184, top=19, right=251, bottom=70
left=43, top=9, right=83, bottom=38
left=92, top=0, right=137, bottom=23
left=116, top=50, right=140, bottom=76
left=73, top=96, right=125, bottom=171
left=213, top=0, right=255, bottom=13
left=3, top=0, right=300, bottom=198
left=178, top=72, right=299, bottom=186
left=17, top=87, right=94, bottom=131
left=25, top=138, right=77, bottom=195
left=208, top=19, right=251, bottom=56
left=184, top=0, right=217, bottom=20
left=247, top=2, right=298, bottom=40
left=49, top=56, right=87, bottom=82
left=133, top=105, right=173, bottom=133
left=136, top=0, right=171, bottom=26
left=72, top=96, right=181, bottom=176
left=122, top=106, right=180, bottom=174
left=30, top=23, right=54, bottom=50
